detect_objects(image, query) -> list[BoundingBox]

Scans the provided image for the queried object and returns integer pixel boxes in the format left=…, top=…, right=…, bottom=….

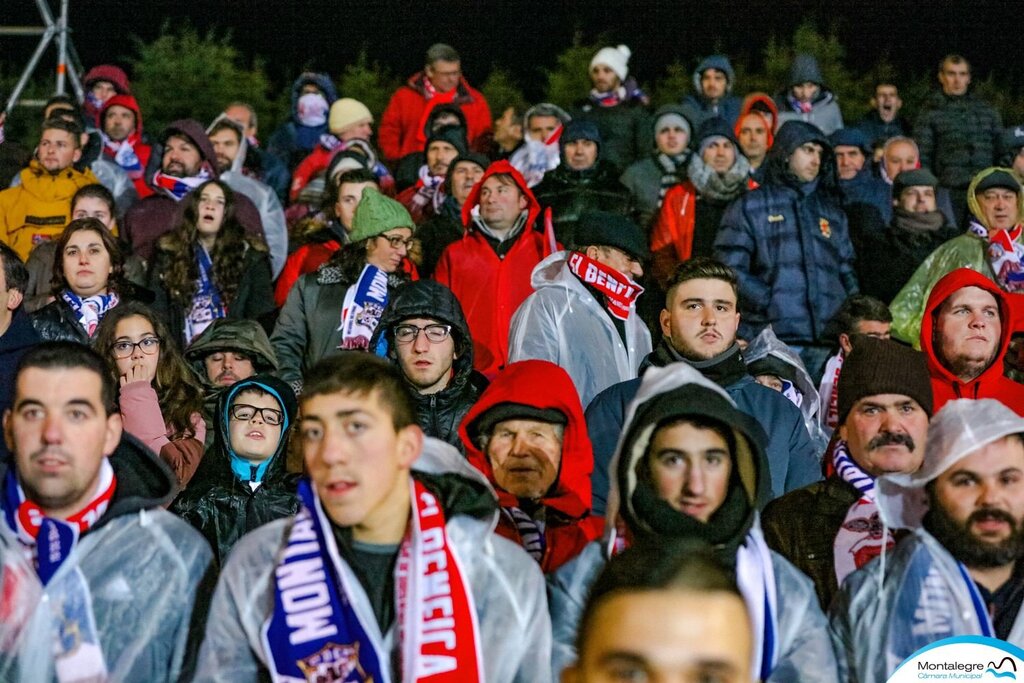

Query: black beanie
left=837, top=337, right=933, bottom=425
left=426, top=124, right=468, bottom=156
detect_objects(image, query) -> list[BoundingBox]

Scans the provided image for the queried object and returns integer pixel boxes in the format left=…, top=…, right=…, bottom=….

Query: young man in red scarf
left=194, top=352, right=551, bottom=683
left=0, top=342, right=213, bottom=682
left=507, top=210, right=651, bottom=408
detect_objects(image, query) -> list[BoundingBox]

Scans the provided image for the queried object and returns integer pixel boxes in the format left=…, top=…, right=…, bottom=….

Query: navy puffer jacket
left=715, top=121, right=858, bottom=343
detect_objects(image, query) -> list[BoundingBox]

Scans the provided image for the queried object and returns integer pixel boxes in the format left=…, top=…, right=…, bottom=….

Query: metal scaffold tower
left=1, top=0, right=83, bottom=112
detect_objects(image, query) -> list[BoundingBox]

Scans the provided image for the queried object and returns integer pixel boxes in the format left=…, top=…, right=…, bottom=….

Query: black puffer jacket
left=914, top=90, right=1002, bottom=189
left=369, top=280, right=485, bottom=451
left=170, top=375, right=299, bottom=564
left=533, top=159, right=632, bottom=247
left=571, top=98, right=651, bottom=170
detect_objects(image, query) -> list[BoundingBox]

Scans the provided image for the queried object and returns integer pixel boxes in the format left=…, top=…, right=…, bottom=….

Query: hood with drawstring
left=761, top=119, right=838, bottom=192
left=158, top=119, right=220, bottom=179
left=966, top=166, right=1024, bottom=231
left=461, top=159, right=542, bottom=230
left=919, top=268, right=1024, bottom=411
left=287, top=72, right=338, bottom=124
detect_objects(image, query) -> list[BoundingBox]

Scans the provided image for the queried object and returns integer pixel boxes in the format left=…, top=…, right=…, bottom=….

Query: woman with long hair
left=31, top=217, right=128, bottom=342
left=148, top=179, right=275, bottom=345
left=271, top=186, right=414, bottom=389
left=93, top=301, right=207, bottom=488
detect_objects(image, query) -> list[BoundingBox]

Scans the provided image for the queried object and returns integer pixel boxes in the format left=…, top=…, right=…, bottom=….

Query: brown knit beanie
left=837, top=337, right=934, bottom=425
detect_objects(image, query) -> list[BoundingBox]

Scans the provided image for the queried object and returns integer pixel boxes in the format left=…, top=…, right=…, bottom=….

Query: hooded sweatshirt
left=434, top=160, right=555, bottom=378
left=890, top=167, right=1024, bottom=346
left=680, top=55, right=743, bottom=128
left=459, top=359, right=603, bottom=573
left=549, top=364, right=838, bottom=682
left=266, top=72, right=338, bottom=171
left=775, top=54, right=844, bottom=135
left=919, top=268, right=1024, bottom=412
left=82, top=64, right=131, bottom=127
left=99, top=94, right=154, bottom=199
left=171, top=375, right=299, bottom=564
left=122, top=119, right=267, bottom=261
left=369, top=279, right=484, bottom=450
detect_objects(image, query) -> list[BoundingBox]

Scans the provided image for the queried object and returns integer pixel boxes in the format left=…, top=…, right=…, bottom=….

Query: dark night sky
left=4, top=1, right=1022, bottom=96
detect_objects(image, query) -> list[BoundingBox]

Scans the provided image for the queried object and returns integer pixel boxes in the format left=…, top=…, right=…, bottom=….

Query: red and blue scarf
left=261, top=477, right=482, bottom=683
left=151, top=166, right=212, bottom=201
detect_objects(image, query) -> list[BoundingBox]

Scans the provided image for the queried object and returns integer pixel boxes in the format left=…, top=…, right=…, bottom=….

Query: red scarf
left=9, top=461, right=116, bottom=543
left=567, top=251, right=644, bottom=320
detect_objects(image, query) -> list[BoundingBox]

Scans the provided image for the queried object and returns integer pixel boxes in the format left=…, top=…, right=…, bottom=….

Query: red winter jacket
left=920, top=268, right=1024, bottom=414
left=99, top=94, right=154, bottom=199
left=650, top=181, right=698, bottom=287
left=273, top=236, right=342, bottom=307
left=434, top=161, right=555, bottom=379
left=378, top=72, right=492, bottom=162
left=459, top=359, right=603, bottom=573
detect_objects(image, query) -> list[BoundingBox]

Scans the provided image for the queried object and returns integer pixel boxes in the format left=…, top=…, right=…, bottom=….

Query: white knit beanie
left=590, top=45, right=631, bottom=82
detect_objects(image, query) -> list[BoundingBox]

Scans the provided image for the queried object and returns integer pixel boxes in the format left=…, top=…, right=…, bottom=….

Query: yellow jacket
left=0, top=160, right=99, bottom=259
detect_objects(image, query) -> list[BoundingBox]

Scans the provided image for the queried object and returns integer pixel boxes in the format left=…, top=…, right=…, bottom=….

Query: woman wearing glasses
left=31, top=217, right=138, bottom=343
left=272, top=186, right=415, bottom=391
left=148, top=179, right=276, bottom=345
left=171, top=375, right=298, bottom=563
left=93, top=302, right=207, bottom=488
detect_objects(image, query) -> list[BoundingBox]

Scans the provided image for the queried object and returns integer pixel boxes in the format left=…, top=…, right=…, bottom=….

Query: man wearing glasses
left=370, top=280, right=482, bottom=452
left=172, top=374, right=299, bottom=564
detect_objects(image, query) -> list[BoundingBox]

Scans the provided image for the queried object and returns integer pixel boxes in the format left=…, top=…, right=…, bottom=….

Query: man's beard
left=924, top=503, right=1024, bottom=568
left=944, top=351, right=997, bottom=383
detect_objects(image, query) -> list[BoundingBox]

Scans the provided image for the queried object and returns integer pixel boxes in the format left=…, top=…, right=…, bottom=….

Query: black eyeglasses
left=229, top=404, right=284, bottom=426
left=394, top=323, right=452, bottom=344
left=377, top=234, right=415, bottom=249
left=111, top=337, right=161, bottom=359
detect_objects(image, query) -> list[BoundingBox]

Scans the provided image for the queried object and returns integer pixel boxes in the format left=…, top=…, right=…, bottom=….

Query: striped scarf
left=151, top=166, right=211, bottom=201
left=502, top=506, right=546, bottom=562
left=102, top=132, right=144, bottom=179
left=656, top=152, right=690, bottom=206
left=832, top=440, right=895, bottom=585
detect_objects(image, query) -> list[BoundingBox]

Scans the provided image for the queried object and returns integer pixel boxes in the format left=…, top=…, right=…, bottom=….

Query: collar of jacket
left=645, top=339, right=748, bottom=387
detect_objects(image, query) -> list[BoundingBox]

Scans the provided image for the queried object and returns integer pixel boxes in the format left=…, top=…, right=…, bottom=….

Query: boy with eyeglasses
left=370, top=279, right=483, bottom=452
left=172, top=374, right=299, bottom=563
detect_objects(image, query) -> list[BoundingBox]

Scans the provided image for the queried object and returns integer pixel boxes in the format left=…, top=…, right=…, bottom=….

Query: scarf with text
left=969, top=222, right=1024, bottom=292
left=818, top=351, right=843, bottom=433
left=61, top=289, right=119, bottom=338
left=184, top=245, right=227, bottom=345
left=262, top=478, right=483, bottom=683
left=832, top=440, right=895, bottom=585
left=338, top=263, right=389, bottom=351
left=567, top=251, right=643, bottom=321
left=3, top=461, right=116, bottom=682
left=102, top=131, right=145, bottom=179
left=412, top=165, right=448, bottom=215
left=509, top=126, right=563, bottom=188
left=151, top=166, right=212, bottom=201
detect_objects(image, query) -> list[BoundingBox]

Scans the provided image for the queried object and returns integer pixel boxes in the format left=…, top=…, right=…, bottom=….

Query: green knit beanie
left=348, top=187, right=414, bottom=243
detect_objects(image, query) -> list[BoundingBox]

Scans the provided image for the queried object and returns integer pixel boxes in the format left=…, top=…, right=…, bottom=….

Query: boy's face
left=300, top=389, right=421, bottom=539
left=229, top=390, right=283, bottom=463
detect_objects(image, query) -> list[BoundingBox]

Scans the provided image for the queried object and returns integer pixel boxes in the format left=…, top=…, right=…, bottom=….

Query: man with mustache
left=0, top=342, right=213, bottom=681
left=919, top=268, right=1024, bottom=414
left=831, top=399, right=1024, bottom=682
left=184, top=318, right=279, bottom=448
left=460, top=359, right=602, bottom=573
left=762, top=337, right=933, bottom=609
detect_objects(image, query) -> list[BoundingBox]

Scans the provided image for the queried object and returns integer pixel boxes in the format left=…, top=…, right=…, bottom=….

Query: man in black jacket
left=914, top=54, right=1002, bottom=225
left=0, top=243, right=39, bottom=423
left=369, top=280, right=483, bottom=451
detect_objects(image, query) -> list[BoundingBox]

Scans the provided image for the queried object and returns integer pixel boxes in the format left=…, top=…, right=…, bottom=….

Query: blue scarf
left=338, top=263, right=389, bottom=351
left=184, top=246, right=227, bottom=344
left=61, top=289, right=119, bottom=338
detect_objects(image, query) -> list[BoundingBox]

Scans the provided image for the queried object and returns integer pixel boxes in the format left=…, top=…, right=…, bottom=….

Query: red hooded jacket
left=99, top=94, right=154, bottom=199
left=920, top=268, right=1024, bottom=414
left=377, top=72, right=492, bottom=162
left=433, top=160, right=556, bottom=378
left=459, top=359, right=603, bottom=572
